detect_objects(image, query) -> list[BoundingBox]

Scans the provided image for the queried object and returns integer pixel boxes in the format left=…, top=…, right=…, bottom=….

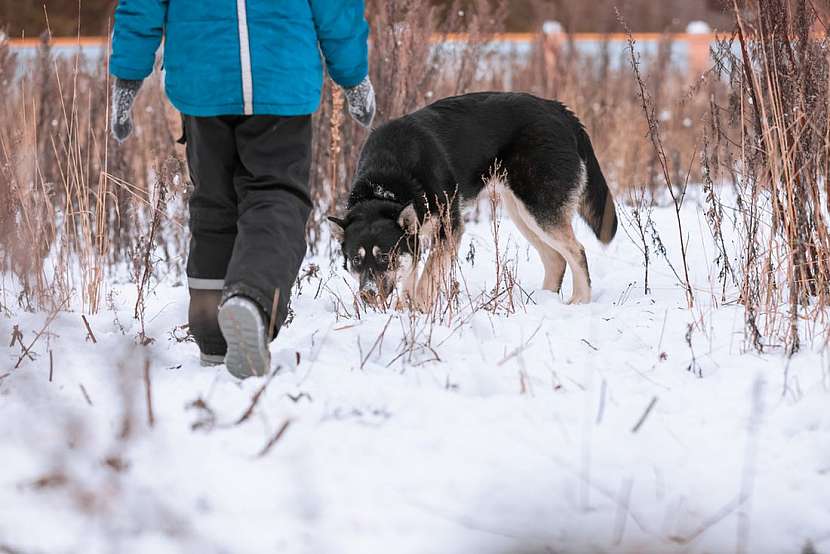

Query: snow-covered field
left=1, top=200, right=829, bottom=554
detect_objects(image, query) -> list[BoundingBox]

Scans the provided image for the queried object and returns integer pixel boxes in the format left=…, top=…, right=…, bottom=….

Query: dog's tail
left=573, top=119, right=617, bottom=244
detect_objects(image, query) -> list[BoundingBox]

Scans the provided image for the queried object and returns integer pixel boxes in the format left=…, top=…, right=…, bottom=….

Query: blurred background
left=3, top=0, right=737, bottom=36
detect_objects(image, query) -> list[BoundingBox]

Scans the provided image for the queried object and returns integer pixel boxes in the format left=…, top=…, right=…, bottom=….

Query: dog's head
left=329, top=201, right=419, bottom=302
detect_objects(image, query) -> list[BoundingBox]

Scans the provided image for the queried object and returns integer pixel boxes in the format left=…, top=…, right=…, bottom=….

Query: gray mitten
left=344, top=76, right=376, bottom=128
left=111, top=78, right=142, bottom=143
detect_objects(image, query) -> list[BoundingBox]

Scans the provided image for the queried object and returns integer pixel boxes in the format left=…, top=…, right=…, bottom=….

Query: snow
left=1, top=199, right=829, bottom=554
left=686, top=21, right=713, bottom=35
left=542, top=21, right=564, bottom=35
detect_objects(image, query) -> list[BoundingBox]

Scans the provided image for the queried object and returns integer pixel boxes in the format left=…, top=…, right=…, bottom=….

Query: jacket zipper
left=236, top=0, right=254, bottom=115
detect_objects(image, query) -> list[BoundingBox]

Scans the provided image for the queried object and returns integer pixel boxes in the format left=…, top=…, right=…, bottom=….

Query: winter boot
left=188, top=288, right=227, bottom=366
left=218, top=295, right=271, bottom=378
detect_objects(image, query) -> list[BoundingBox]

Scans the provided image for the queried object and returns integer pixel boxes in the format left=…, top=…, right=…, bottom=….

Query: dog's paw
left=567, top=292, right=591, bottom=305
left=394, top=293, right=429, bottom=313
left=394, top=296, right=414, bottom=312
left=410, top=297, right=433, bottom=313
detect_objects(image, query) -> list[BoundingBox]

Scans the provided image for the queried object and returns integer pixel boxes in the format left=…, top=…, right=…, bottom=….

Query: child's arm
left=308, top=0, right=374, bottom=127
left=110, top=0, right=169, bottom=82
left=307, top=0, right=370, bottom=89
left=109, top=0, right=168, bottom=143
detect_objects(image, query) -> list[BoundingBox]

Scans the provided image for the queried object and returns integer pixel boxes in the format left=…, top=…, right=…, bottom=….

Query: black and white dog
left=329, top=92, right=617, bottom=306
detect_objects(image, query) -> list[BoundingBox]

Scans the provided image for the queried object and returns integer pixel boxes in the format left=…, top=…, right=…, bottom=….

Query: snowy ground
left=1, top=200, right=829, bottom=554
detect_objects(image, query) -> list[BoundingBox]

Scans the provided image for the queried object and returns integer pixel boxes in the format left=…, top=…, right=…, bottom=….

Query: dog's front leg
left=411, top=249, right=439, bottom=312
left=395, top=253, right=420, bottom=310
left=397, top=215, right=435, bottom=312
left=412, top=236, right=457, bottom=312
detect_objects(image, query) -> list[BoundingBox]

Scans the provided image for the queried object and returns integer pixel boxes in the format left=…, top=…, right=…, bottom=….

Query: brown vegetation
left=0, top=0, right=827, bottom=352
left=2, top=0, right=733, bottom=37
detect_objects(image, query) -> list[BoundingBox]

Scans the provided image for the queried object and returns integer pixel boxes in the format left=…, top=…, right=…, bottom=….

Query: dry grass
left=0, top=35, right=185, bottom=317
left=703, top=0, right=830, bottom=352
left=1, top=1, right=827, bottom=351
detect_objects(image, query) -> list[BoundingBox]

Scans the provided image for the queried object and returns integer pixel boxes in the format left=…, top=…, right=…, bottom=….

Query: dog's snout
left=359, top=270, right=397, bottom=304
left=360, top=276, right=379, bottom=301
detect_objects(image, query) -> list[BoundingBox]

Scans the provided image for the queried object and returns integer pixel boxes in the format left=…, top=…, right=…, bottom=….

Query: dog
left=328, top=91, right=617, bottom=307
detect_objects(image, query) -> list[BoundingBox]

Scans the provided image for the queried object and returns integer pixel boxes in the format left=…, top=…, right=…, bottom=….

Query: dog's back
left=353, top=92, right=616, bottom=243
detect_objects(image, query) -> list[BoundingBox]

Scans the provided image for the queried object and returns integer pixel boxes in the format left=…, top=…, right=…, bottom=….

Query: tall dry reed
left=704, top=0, right=829, bottom=352
left=0, top=35, right=184, bottom=315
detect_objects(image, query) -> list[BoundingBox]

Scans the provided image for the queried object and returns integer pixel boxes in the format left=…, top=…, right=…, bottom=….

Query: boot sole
left=217, top=298, right=270, bottom=379
left=200, top=352, right=225, bottom=367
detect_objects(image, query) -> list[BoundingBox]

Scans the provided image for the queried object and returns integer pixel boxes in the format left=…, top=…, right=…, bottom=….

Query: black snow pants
left=184, top=115, right=312, bottom=357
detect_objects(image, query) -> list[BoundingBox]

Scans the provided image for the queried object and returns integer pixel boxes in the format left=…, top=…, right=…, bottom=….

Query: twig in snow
left=15, top=296, right=70, bottom=369
left=412, top=349, right=442, bottom=367
left=143, top=359, right=154, bottom=427
left=737, top=377, right=765, bottom=554
left=361, top=315, right=394, bottom=369
left=518, top=369, right=529, bottom=394
left=581, top=338, right=599, bottom=351
left=497, top=323, right=542, bottom=366
left=234, top=366, right=281, bottom=425
left=257, top=420, right=292, bottom=458
left=669, top=495, right=747, bottom=544
left=631, top=396, right=658, bottom=433
left=79, top=384, right=93, bottom=406
left=596, top=379, right=607, bottom=424
left=685, top=322, right=702, bottom=378
left=9, top=325, right=23, bottom=348
left=625, top=362, right=671, bottom=391
left=654, top=308, right=669, bottom=365
left=612, top=477, right=634, bottom=545
left=49, top=350, right=53, bottom=382
left=286, top=392, right=312, bottom=403
left=81, top=315, right=97, bottom=343
left=615, top=281, right=635, bottom=306
left=514, top=281, right=537, bottom=305
left=187, top=397, right=216, bottom=431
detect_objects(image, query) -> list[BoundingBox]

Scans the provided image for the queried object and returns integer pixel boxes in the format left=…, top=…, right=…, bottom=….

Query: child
left=110, top=0, right=374, bottom=378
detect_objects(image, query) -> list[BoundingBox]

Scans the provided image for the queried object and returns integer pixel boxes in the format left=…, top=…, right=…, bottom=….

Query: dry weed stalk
left=483, top=161, right=518, bottom=315
left=619, top=10, right=695, bottom=307
left=131, top=158, right=180, bottom=345
left=620, top=186, right=655, bottom=295
left=707, top=0, right=830, bottom=352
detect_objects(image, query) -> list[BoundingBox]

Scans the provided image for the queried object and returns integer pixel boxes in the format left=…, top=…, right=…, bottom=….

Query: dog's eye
left=351, top=256, right=362, bottom=268
left=376, top=252, right=390, bottom=264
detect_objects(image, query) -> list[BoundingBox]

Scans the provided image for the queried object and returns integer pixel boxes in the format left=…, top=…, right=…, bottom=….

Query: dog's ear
left=328, top=216, right=347, bottom=242
left=397, top=204, right=419, bottom=235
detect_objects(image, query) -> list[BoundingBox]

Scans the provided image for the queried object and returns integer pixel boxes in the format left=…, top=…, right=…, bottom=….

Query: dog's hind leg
left=541, top=247, right=567, bottom=292
left=501, top=187, right=567, bottom=293
left=503, top=187, right=591, bottom=303
left=540, top=222, right=591, bottom=304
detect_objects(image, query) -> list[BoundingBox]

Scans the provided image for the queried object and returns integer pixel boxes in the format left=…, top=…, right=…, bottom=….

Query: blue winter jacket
left=110, top=0, right=369, bottom=116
